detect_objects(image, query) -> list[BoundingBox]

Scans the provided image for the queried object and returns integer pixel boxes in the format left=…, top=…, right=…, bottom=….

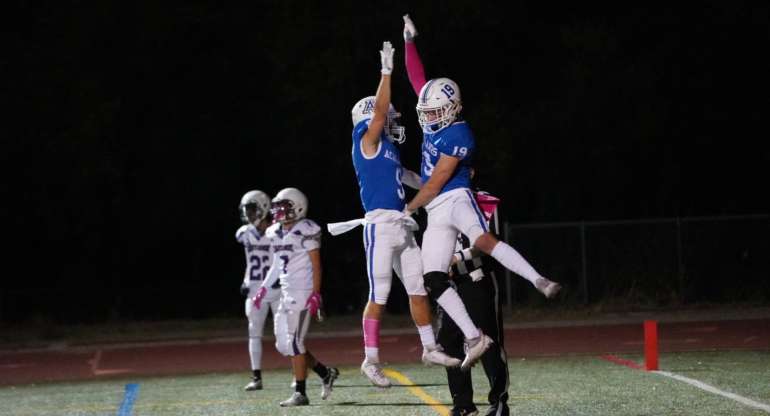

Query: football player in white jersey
left=402, top=15, right=561, bottom=339
left=253, top=187, right=339, bottom=407
left=347, top=41, right=465, bottom=388
left=236, top=190, right=281, bottom=391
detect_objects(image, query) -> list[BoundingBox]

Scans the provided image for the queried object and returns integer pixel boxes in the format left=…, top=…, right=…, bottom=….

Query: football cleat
left=461, top=332, right=493, bottom=371
left=422, top=345, right=462, bottom=367
left=243, top=378, right=262, bottom=391
left=279, top=391, right=309, bottom=407
left=321, top=367, right=339, bottom=400
left=360, top=358, right=392, bottom=388
left=535, top=277, right=562, bottom=299
left=451, top=408, right=479, bottom=416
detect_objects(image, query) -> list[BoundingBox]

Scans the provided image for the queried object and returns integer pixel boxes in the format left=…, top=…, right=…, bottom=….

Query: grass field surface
left=2, top=350, right=768, bottom=416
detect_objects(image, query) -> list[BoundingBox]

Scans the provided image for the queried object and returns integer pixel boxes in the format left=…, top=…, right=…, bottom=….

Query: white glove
left=402, top=215, right=419, bottom=232
left=380, top=41, right=394, bottom=75
left=403, top=14, right=418, bottom=42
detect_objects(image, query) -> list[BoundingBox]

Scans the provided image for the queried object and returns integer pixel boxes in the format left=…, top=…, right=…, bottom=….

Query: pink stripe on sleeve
left=405, top=41, right=427, bottom=95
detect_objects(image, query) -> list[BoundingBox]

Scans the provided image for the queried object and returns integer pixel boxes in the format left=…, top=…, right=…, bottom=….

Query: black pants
left=437, top=272, right=509, bottom=414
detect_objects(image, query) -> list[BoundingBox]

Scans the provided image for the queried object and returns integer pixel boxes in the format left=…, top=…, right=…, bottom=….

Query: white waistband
left=426, top=187, right=471, bottom=211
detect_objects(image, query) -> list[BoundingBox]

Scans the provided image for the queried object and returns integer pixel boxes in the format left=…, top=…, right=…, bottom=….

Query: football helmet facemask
left=416, top=78, right=462, bottom=134
left=351, top=96, right=406, bottom=144
left=270, top=187, right=308, bottom=224
left=239, top=190, right=271, bottom=226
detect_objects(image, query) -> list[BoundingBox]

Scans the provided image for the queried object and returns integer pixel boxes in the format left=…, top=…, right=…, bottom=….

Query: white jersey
left=265, top=219, right=322, bottom=292
left=235, top=224, right=275, bottom=295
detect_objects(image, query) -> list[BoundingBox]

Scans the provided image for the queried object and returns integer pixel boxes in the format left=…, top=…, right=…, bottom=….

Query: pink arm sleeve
left=405, top=41, right=427, bottom=95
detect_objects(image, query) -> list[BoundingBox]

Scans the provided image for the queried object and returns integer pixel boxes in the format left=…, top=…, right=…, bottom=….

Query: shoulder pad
left=265, top=222, right=281, bottom=239
left=353, top=119, right=370, bottom=138
left=297, top=219, right=321, bottom=235
left=235, top=224, right=250, bottom=240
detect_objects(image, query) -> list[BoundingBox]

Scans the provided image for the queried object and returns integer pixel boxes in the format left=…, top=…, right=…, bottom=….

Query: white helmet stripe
left=420, top=79, right=437, bottom=105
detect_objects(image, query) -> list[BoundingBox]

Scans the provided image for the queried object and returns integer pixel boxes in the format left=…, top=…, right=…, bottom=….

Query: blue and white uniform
left=260, top=219, right=322, bottom=356
left=419, top=121, right=490, bottom=274
left=236, top=224, right=280, bottom=370
left=352, top=120, right=426, bottom=304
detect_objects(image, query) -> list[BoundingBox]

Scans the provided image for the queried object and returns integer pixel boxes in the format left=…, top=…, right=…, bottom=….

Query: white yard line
left=655, top=370, right=770, bottom=414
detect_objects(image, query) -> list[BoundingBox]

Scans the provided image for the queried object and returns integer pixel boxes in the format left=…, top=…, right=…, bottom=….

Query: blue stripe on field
left=117, top=383, right=140, bottom=416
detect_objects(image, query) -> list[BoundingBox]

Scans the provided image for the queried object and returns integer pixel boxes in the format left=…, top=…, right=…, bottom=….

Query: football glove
left=240, top=282, right=250, bottom=297
left=305, top=292, right=322, bottom=317
left=380, top=41, right=394, bottom=75
left=403, top=14, right=418, bottom=42
left=252, top=286, right=267, bottom=309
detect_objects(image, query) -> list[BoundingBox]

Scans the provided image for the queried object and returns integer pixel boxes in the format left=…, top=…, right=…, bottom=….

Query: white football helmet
left=239, top=190, right=271, bottom=225
left=416, top=78, right=462, bottom=134
left=271, top=187, right=308, bottom=224
left=351, top=96, right=406, bottom=143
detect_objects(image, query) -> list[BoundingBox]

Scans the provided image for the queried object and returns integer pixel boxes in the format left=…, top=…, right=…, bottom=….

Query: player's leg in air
left=360, top=221, right=462, bottom=388
left=458, top=196, right=561, bottom=298
left=393, top=226, right=462, bottom=369
left=420, top=212, right=493, bottom=371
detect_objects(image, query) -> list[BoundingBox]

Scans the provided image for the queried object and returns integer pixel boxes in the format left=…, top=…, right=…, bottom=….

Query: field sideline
left=1, top=311, right=768, bottom=415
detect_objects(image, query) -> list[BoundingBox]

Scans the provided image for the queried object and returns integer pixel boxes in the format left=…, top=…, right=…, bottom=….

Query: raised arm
left=361, top=41, right=396, bottom=156
left=403, top=14, right=426, bottom=95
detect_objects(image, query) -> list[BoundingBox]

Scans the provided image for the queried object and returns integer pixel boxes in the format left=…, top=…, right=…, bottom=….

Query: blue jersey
left=420, top=121, right=475, bottom=194
left=352, top=120, right=406, bottom=212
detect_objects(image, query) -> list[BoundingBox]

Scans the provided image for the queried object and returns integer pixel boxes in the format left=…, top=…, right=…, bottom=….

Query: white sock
left=436, top=289, right=480, bottom=339
left=248, top=336, right=262, bottom=370
left=364, top=347, right=379, bottom=362
left=490, top=242, right=543, bottom=286
left=416, top=324, right=436, bottom=349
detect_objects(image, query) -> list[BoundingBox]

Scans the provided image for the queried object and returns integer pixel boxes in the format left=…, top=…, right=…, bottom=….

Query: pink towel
left=475, top=191, right=500, bottom=222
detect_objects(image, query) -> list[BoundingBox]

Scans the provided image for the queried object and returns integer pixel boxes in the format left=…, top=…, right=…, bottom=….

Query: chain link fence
left=500, top=214, right=770, bottom=308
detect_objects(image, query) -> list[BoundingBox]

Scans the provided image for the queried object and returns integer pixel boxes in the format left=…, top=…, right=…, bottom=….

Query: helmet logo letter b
left=441, top=84, right=455, bottom=98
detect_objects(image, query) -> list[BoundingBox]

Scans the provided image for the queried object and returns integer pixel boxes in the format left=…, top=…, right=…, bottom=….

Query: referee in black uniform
left=436, top=190, right=509, bottom=416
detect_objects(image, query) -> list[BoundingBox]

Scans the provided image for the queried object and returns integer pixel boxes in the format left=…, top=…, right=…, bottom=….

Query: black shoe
left=451, top=407, right=479, bottom=416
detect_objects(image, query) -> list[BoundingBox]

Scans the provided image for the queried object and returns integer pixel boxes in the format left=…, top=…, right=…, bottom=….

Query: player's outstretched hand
left=403, top=14, right=418, bottom=42
left=305, top=292, right=322, bottom=316
left=252, top=286, right=267, bottom=309
left=380, top=41, right=394, bottom=75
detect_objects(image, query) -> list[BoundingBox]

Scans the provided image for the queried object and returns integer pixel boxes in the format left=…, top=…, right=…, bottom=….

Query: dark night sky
left=5, top=2, right=770, bottom=322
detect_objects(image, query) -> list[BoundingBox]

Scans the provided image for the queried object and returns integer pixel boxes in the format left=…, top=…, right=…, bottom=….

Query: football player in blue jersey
left=347, top=41, right=483, bottom=387
left=402, top=14, right=561, bottom=363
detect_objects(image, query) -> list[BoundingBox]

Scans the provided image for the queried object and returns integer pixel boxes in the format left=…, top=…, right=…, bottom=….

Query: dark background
left=4, top=1, right=770, bottom=324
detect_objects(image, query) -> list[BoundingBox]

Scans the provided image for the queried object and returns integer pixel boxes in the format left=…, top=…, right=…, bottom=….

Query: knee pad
left=423, top=271, right=451, bottom=299
left=275, top=339, right=294, bottom=357
left=403, top=274, right=428, bottom=296
left=370, top=274, right=392, bottom=305
left=466, top=224, right=486, bottom=247
left=248, top=321, right=264, bottom=339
